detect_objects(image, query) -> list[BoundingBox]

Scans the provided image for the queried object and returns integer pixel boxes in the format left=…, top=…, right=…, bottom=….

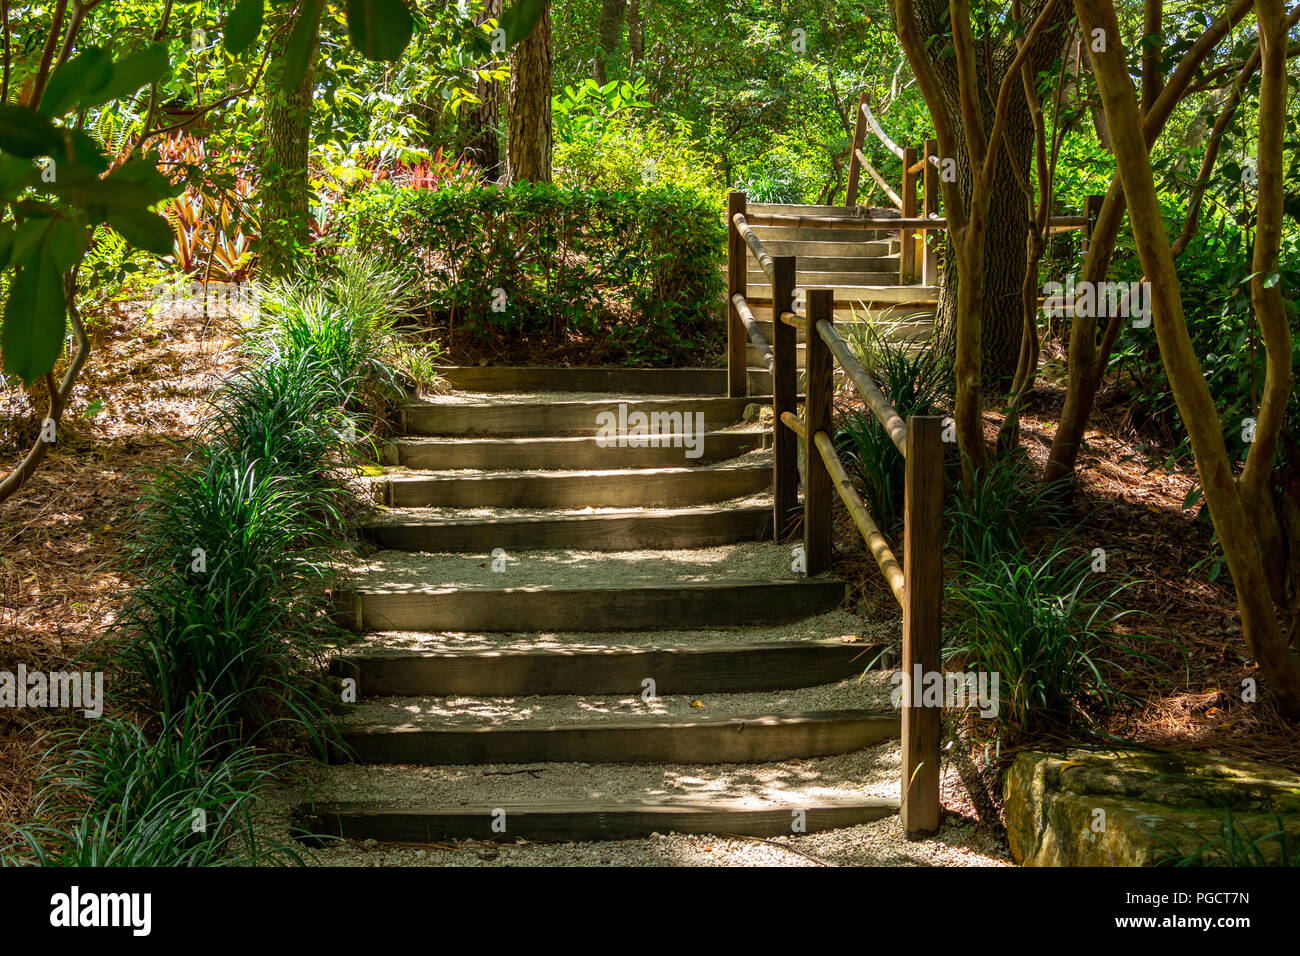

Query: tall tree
left=1074, top=0, right=1300, bottom=716
left=894, top=0, right=1073, bottom=396
left=507, top=0, right=553, bottom=183
left=594, top=0, right=627, bottom=84
left=460, top=0, right=505, bottom=175
left=260, top=10, right=318, bottom=279
left=894, top=0, right=1070, bottom=484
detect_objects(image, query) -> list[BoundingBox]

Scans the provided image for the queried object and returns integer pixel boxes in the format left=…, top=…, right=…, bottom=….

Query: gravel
left=341, top=675, right=895, bottom=730
left=341, top=540, right=820, bottom=589
left=365, top=491, right=774, bottom=524
left=344, top=608, right=896, bottom=653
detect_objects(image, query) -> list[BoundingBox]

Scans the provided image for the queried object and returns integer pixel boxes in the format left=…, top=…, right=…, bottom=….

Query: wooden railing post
left=771, top=255, right=799, bottom=539
left=727, top=191, right=748, bottom=398
left=900, top=146, right=918, bottom=284
left=803, top=290, right=834, bottom=574
left=845, top=91, right=869, bottom=207
left=901, top=414, right=943, bottom=839
left=922, top=138, right=938, bottom=285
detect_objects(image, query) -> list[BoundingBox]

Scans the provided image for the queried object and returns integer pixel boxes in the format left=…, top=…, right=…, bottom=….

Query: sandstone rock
left=1004, top=749, right=1300, bottom=866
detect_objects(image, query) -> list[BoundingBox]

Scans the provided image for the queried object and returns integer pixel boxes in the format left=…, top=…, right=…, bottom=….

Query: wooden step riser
left=363, top=507, right=773, bottom=552
left=386, top=432, right=770, bottom=470
left=336, top=711, right=900, bottom=765
left=403, top=397, right=759, bottom=437
left=294, top=799, right=898, bottom=844
left=334, top=641, right=874, bottom=696
left=747, top=271, right=902, bottom=287
left=760, top=240, right=893, bottom=257
left=749, top=226, right=901, bottom=244
left=748, top=344, right=804, bottom=368
left=435, top=366, right=727, bottom=394
left=380, top=466, right=773, bottom=509
left=340, top=580, right=846, bottom=633
left=744, top=255, right=900, bottom=272
left=746, top=287, right=929, bottom=308
left=748, top=202, right=884, bottom=215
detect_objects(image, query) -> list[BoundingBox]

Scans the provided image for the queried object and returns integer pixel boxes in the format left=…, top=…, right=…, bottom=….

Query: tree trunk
left=594, top=0, right=627, bottom=85
left=932, top=131, right=1035, bottom=391
left=507, top=1, right=553, bottom=184
left=459, top=0, right=503, bottom=176
left=260, top=16, right=315, bottom=280
left=1044, top=0, right=1257, bottom=487
left=1074, top=0, right=1300, bottom=716
left=628, top=0, right=644, bottom=65
left=913, top=0, right=1069, bottom=392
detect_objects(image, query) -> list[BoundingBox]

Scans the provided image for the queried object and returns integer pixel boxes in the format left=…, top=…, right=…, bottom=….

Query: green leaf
left=225, top=0, right=265, bottom=53
left=39, top=46, right=114, bottom=116
left=91, top=44, right=171, bottom=105
left=346, top=0, right=414, bottom=61
left=499, top=0, right=547, bottom=46
left=108, top=209, right=174, bottom=255
left=2, top=242, right=67, bottom=387
left=282, top=0, right=324, bottom=92
left=0, top=104, right=64, bottom=158
left=1263, top=272, right=1281, bottom=289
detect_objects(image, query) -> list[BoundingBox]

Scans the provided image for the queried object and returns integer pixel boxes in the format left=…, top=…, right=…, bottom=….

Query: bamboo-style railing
left=723, top=89, right=1110, bottom=834
left=724, top=191, right=945, bottom=836
left=843, top=90, right=1103, bottom=286
left=769, top=273, right=945, bottom=838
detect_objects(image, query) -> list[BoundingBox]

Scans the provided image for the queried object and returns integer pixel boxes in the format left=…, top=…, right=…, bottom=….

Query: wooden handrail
left=860, top=96, right=904, bottom=159
left=726, top=192, right=748, bottom=398
left=745, top=211, right=1088, bottom=233
left=854, top=148, right=903, bottom=209
left=732, top=213, right=775, bottom=279
left=732, top=293, right=774, bottom=372
left=906, top=155, right=929, bottom=175
left=814, top=319, right=908, bottom=455
left=813, top=430, right=905, bottom=605
left=780, top=411, right=806, bottom=439
left=746, top=212, right=944, bottom=230
left=778, top=310, right=805, bottom=330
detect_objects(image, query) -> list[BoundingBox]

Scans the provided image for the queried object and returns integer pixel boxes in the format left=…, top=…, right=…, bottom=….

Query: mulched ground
left=0, top=303, right=241, bottom=823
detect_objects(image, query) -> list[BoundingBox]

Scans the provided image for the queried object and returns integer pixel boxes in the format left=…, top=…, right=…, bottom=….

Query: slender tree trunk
left=1074, top=0, right=1300, bottom=716
left=459, top=0, right=503, bottom=175
left=260, top=15, right=316, bottom=279
left=594, top=0, right=627, bottom=84
left=1044, top=0, right=1257, bottom=487
left=507, top=1, right=553, bottom=184
left=628, top=0, right=644, bottom=65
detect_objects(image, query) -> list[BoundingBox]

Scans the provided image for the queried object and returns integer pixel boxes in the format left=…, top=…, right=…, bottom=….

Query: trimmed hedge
left=340, top=182, right=726, bottom=365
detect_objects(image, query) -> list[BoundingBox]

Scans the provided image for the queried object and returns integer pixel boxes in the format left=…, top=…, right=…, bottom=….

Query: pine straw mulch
left=0, top=302, right=242, bottom=825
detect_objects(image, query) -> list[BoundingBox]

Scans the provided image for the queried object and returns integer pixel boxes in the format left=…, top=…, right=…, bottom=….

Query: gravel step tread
left=341, top=541, right=814, bottom=589
left=337, top=609, right=892, bottom=653
left=338, top=676, right=894, bottom=730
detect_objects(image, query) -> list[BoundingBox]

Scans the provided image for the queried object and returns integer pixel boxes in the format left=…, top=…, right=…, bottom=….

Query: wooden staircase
left=740, top=202, right=938, bottom=350
left=295, top=366, right=904, bottom=846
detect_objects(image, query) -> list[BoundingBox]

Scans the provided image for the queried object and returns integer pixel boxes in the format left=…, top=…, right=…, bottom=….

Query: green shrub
left=3, top=697, right=300, bottom=867
left=111, top=450, right=340, bottom=741
left=250, top=251, right=440, bottom=417
left=946, top=544, right=1154, bottom=734
left=1111, top=217, right=1300, bottom=463
left=833, top=324, right=952, bottom=533
left=946, top=452, right=1072, bottom=565
left=340, top=181, right=725, bottom=365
